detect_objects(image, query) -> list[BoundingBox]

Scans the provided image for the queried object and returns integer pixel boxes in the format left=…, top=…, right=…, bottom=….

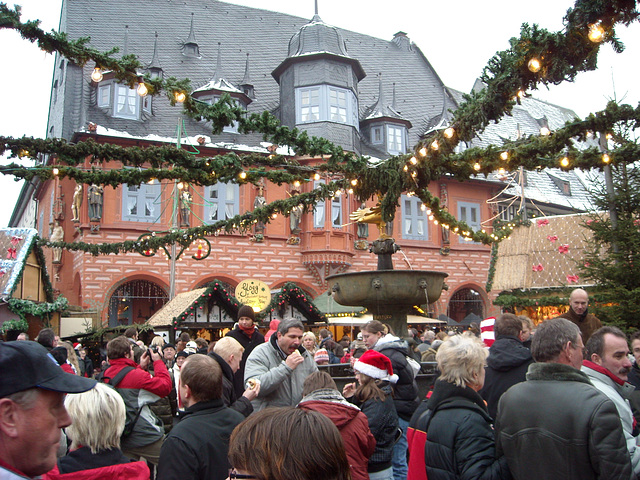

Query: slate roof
left=53, top=0, right=448, bottom=148
left=50, top=0, right=599, bottom=215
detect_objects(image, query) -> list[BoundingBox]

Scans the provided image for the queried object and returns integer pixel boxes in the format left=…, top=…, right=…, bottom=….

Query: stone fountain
left=326, top=236, right=448, bottom=337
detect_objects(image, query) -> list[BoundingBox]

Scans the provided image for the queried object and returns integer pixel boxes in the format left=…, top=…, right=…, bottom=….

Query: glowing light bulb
left=419, top=147, right=427, bottom=157
left=137, top=82, right=148, bottom=97
left=498, top=168, right=506, bottom=176
left=91, top=67, right=103, bottom=82
left=428, top=215, right=434, bottom=221
left=588, top=23, right=605, bottom=43
left=431, top=140, right=439, bottom=151
left=239, top=172, right=247, bottom=180
left=602, top=153, right=610, bottom=164
left=433, top=220, right=439, bottom=225
left=411, top=171, right=417, bottom=178
left=443, top=127, right=454, bottom=139
left=473, top=162, right=481, bottom=171
left=420, top=204, right=426, bottom=211
left=348, top=188, right=354, bottom=194
left=409, top=156, right=418, bottom=165
left=528, top=58, right=541, bottom=73
left=560, top=157, right=570, bottom=168
left=500, top=151, right=509, bottom=161
left=540, top=126, right=551, bottom=136
left=403, top=165, right=409, bottom=172
left=517, top=89, right=525, bottom=98
left=177, top=182, right=184, bottom=190
left=174, top=91, right=186, bottom=103
left=314, top=173, right=321, bottom=181
left=350, top=179, right=358, bottom=186
left=271, top=213, right=278, bottom=219
left=52, top=167, right=59, bottom=176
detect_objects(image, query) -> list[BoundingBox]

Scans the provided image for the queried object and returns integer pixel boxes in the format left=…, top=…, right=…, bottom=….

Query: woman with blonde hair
left=302, top=331, right=318, bottom=355
left=60, top=341, right=81, bottom=375
left=43, top=383, right=149, bottom=479
left=407, top=333, right=511, bottom=480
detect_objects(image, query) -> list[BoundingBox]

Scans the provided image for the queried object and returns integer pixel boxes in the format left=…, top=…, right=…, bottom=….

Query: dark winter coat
left=626, top=362, right=640, bottom=426
left=226, top=326, right=264, bottom=397
left=479, top=335, right=533, bottom=419
left=496, top=362, right=633, bottom=480
left=208, top=351, right=253, bottom=417
left=44, top=447, right=150, bottom=480
left=415, top=380, right=510, bottom=480
left=348, top=382, right=399, bottom=473
left=299, top=388, right=376, bottom=480
left=157, top=399, right=244, bottom=480
left=558, top=308, right=602, bottom=344
left=375, top=335, right=420, bottom=420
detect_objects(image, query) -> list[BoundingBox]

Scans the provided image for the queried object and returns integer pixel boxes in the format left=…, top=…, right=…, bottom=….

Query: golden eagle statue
left=349, top=204, right=390, bottom=240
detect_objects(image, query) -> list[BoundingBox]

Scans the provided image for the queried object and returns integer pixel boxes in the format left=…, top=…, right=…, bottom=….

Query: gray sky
left=1, top=0, right=638, bottom=227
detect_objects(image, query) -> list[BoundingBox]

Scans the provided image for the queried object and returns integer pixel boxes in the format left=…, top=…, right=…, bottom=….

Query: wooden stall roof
left=492, top=213, right=597, bottom=291
left=147, top=288, right=207, bottom=327
left=313, top=290, right=366, bottom=316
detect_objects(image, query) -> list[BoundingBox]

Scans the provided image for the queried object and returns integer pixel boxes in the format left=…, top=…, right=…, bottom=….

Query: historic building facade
left=10, top=1, right=595, bottom=330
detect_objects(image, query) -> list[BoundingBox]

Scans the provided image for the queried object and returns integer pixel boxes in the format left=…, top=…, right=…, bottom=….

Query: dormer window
left=182, top=43, right=199, bottom=57
left=387, top=125, right=407, bottom=154
left=95, top=78, right=151, bottom=121
left=548, top=173, right=571, bottom=196
left=295, top=85, right=358, bottom=128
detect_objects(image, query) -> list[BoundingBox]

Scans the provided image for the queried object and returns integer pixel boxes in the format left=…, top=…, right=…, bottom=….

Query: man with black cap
left=0, top=341, right=96, bottom=479
left=225, top=304, right=264, bottom=397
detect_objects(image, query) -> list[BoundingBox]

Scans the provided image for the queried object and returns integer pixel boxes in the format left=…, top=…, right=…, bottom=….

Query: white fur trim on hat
left=354, top=350, right=399, bottom=383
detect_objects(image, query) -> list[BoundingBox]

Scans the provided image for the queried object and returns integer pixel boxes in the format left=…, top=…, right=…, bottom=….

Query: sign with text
left=235, top=279, right=271, bottom=312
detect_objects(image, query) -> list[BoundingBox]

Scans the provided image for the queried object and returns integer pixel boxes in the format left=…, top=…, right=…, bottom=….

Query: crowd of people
left=4, top=287, right=640, bottom=480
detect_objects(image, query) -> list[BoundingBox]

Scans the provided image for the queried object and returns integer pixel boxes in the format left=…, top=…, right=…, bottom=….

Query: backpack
left=98, top=365, right=142, bottom=438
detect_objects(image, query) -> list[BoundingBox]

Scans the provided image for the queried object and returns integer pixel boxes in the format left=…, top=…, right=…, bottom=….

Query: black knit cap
left=237, top=305, right=256, bottom=322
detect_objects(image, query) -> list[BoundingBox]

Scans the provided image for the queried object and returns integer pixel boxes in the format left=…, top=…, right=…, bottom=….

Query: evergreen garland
left=7, top=296, right=69, bottom=321
left=0, top=318, right=29, bottom=333
left=0, top=0, right=638, bottom=251
left=171, top=280, right=241, bottom=329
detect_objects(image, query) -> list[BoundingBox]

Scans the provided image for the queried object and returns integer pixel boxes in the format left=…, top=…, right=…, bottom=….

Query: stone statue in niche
left=50, top=221, right=64, bottom=264
left=71, top=184, right=83, bottom=222
left=254, top=184, right=267, bottom=234
left=288, top=184, right=303, bottom=236
left=180, top=189, right=192, bottom=227
left=88, top=184, right=104, bottom=221
left=356, top=202, right=369, bottom=239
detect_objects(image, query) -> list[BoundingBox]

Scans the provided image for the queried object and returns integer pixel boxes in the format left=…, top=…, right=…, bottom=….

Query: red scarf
left=582, top=359, right=626, bottom=386
left=239, top=324, right=255, bottom=338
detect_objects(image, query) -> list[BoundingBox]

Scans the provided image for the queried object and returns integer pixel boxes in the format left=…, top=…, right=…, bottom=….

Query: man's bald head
left=569, top=289, right=589, bottom=316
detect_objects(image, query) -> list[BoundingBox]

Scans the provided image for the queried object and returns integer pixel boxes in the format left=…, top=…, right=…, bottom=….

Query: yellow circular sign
left=235, top=279, right=271, bottom=312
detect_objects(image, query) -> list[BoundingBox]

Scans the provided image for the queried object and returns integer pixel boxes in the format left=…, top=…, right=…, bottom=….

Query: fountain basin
left=326, top=270, right=448, bottom=313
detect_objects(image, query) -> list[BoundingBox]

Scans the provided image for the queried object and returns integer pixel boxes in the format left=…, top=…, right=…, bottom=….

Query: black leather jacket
left=496, top=362, right=633, bottom=480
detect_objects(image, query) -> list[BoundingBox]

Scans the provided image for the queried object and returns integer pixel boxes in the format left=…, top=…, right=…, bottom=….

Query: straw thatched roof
left=492, top=213, right=595, bottom=291
left=147, top=288, right=207, bottom=327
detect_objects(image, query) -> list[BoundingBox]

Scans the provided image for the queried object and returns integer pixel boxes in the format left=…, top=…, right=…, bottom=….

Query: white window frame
left=401, top=195, right=428, bottom=240
left=98, top=84, right=112, bottom=108
left=331, top=195, right=343, bottom=229
left=457, top=201, right=481, bottom=244
left=204, top=183, right=239, bottom=223
left=313, top=180, right=325, bottom=229
left=371, top=126, right=383, bottom=144
left=387, top=125, right=406, bottom=154
left=295, top=85, right=358, bottom=128
left=122, top=180, right=161, bottom=223
left=114, top=85, right=139, bottom=120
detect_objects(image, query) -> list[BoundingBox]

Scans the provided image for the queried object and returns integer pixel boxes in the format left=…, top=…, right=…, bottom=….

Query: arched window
left=447, top=287, right=484, bottom=326
left=108, top=279, right=169, bottom=327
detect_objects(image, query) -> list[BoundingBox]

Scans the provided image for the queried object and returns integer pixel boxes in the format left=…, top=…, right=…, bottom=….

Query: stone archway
left=107, top=279, right=169, bottom=327
left=446, top=287, right=485, bottom=326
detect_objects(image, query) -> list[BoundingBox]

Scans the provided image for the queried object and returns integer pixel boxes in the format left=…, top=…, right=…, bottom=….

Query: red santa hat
left=354, top=350, right=398, bottom=383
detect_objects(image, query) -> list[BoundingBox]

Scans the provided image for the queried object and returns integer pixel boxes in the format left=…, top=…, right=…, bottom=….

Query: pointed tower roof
left=193, top=43, right=244, bottom=95
left=182, top=13, right=200, bottom=57
left=148, top=32, right=163, bottom=78
left=362, top=74, right=411, bottom=127
left=240, top=53, right=252, bottom=87
left=272, top=14, right=365, bottom=81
